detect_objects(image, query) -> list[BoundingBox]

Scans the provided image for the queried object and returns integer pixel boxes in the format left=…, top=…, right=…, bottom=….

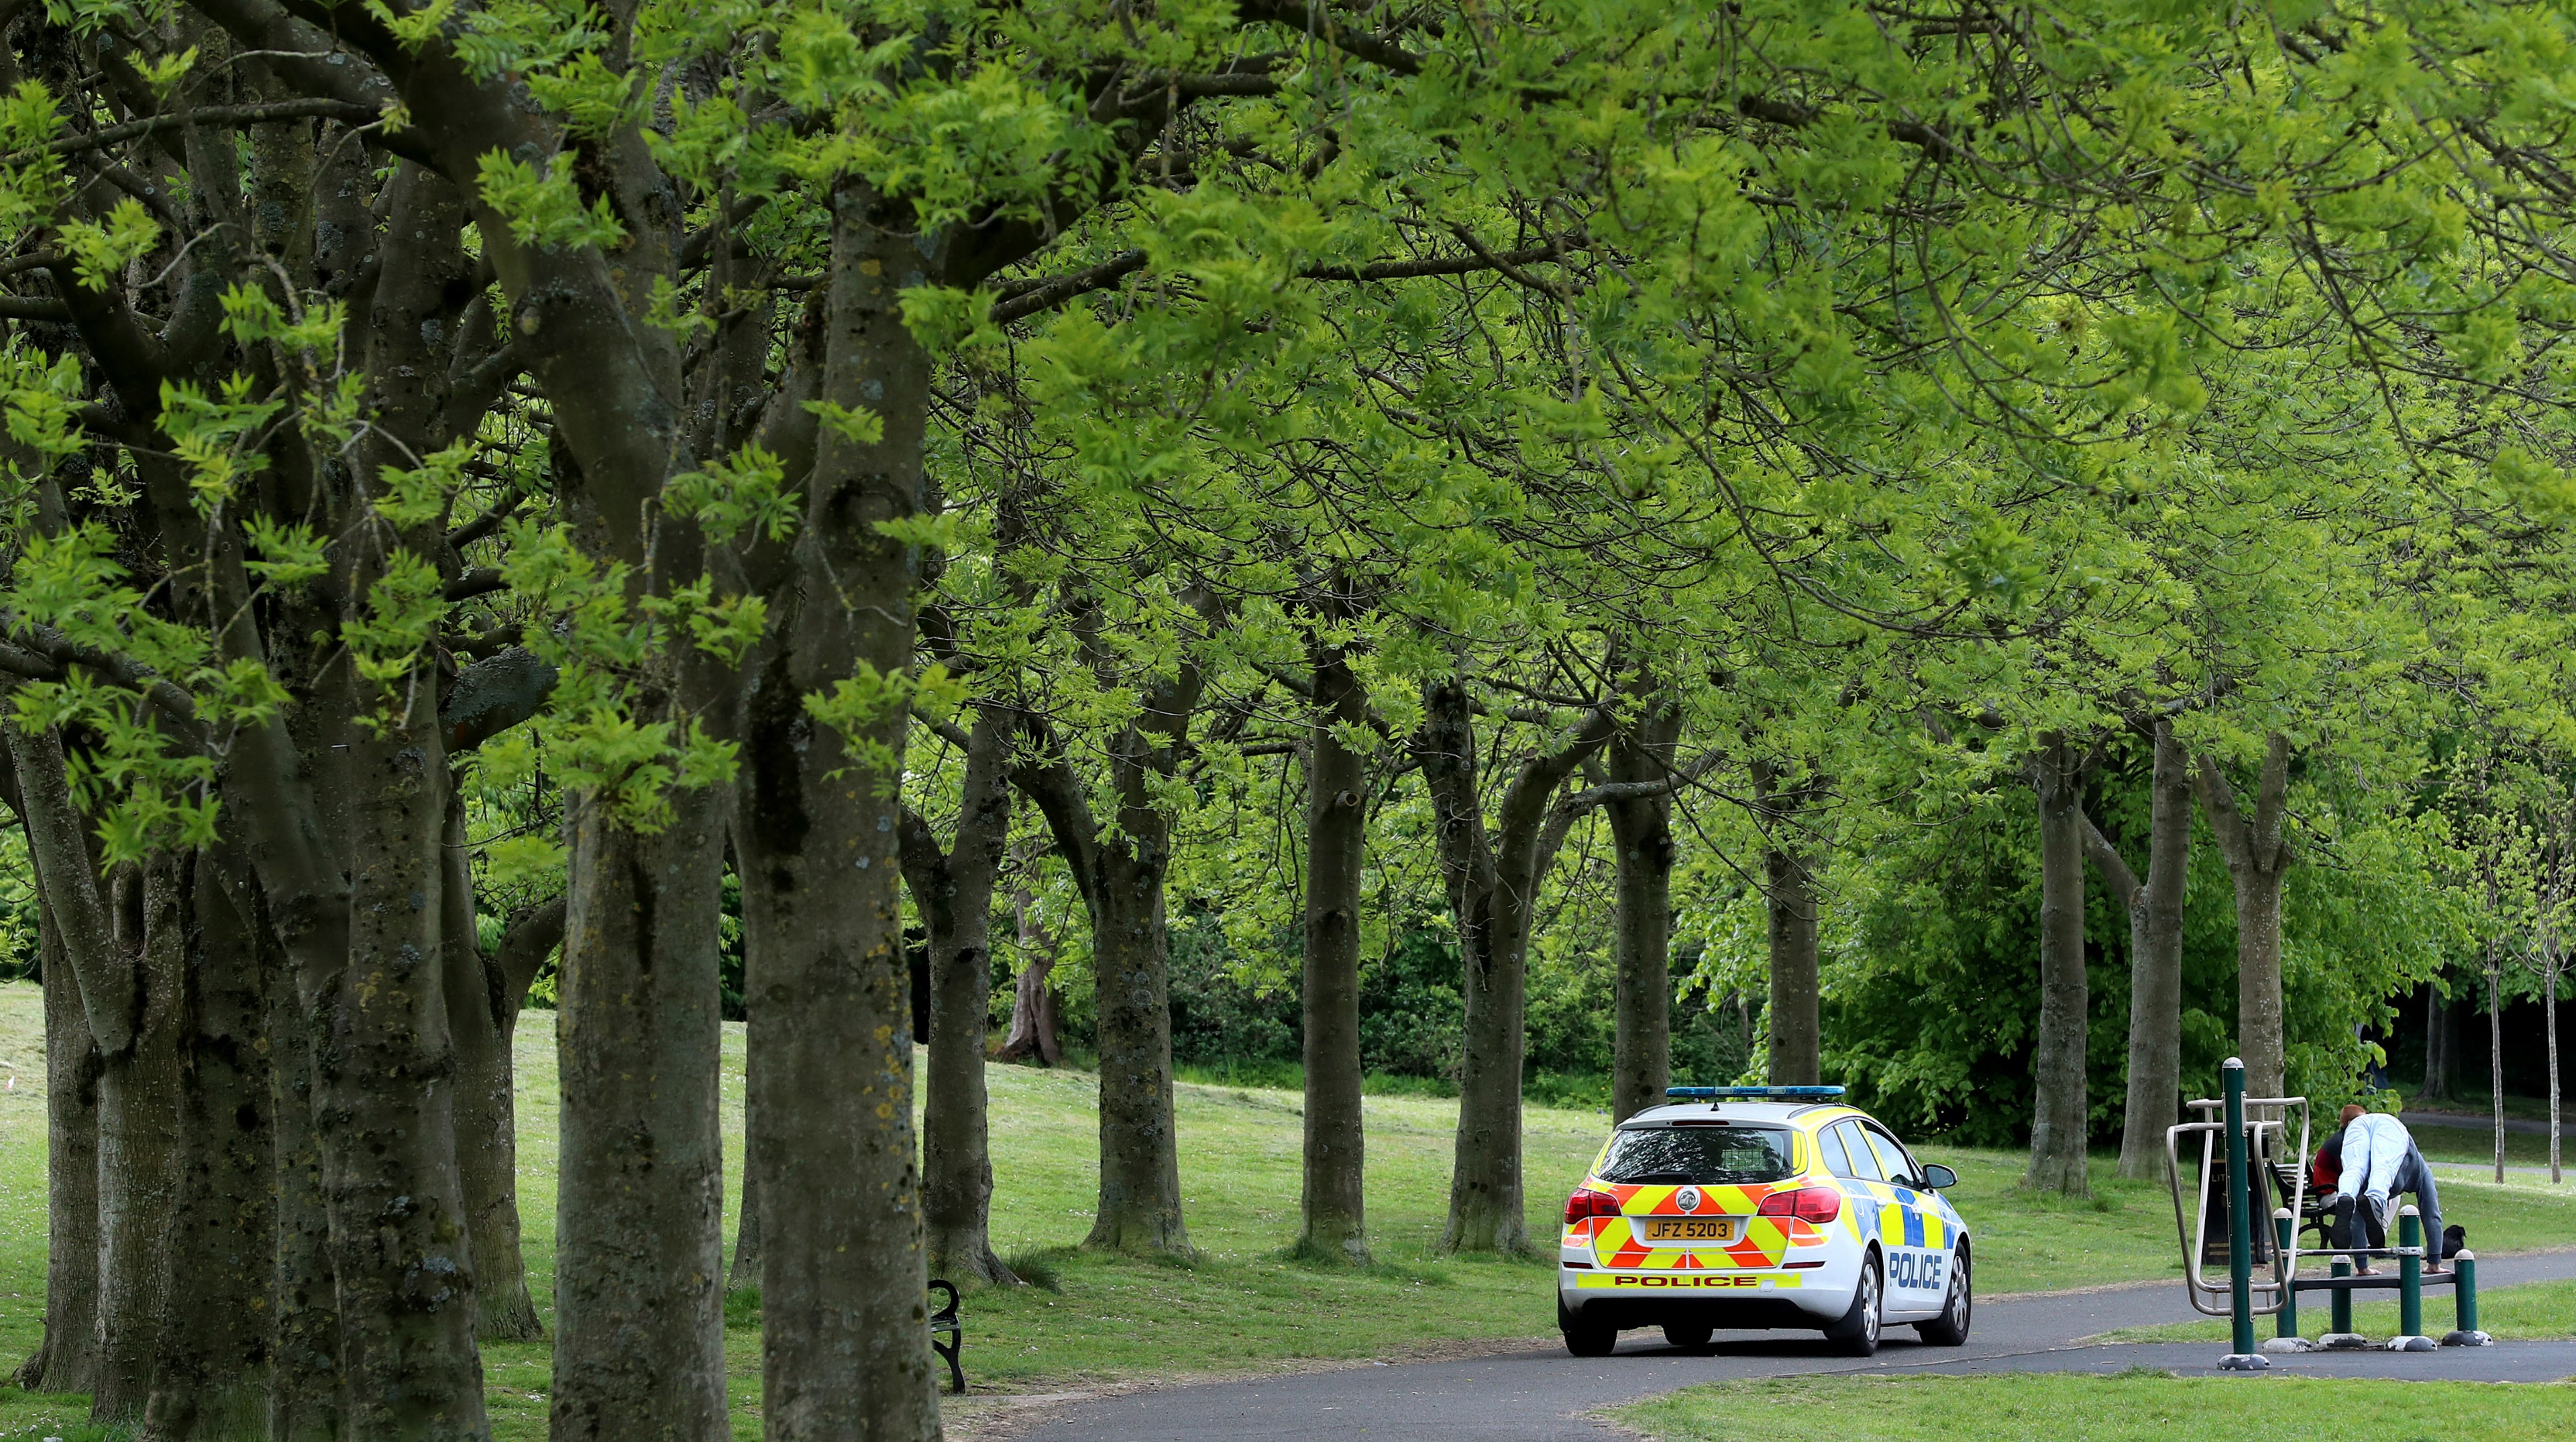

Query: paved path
left=2405, top=1111, right=2554, bottom=1136
left=1004, top=1251, right=2576, bottom=1441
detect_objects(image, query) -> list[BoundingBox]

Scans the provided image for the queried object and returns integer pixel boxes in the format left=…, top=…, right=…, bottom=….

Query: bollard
left=2260, top=1208, right=2316, bottom=1353
left=2443, top=1249, right=2493, bottom=1347
left=2319, top=1255, right=2367, bottom=1349
left=2216, top=1060, right=2269, bottom=1370
left=2387, top=1205, right=2435, bottom=1351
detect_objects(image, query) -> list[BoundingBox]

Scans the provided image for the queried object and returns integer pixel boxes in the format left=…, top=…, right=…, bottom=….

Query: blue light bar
left=1665, top=1086, right=1847, bottom=1099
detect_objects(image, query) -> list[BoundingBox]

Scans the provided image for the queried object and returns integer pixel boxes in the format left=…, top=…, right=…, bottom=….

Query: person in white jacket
left=2331, top=1104, right=2444, bottom=1273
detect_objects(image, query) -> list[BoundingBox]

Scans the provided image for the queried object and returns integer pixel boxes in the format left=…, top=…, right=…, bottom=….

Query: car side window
left=1835, top=1121, right=1884, bottom=1182
left=1862, top=1126, right=1918, bottom=1188
left=1817, top=1123, right=1857, bottom=1178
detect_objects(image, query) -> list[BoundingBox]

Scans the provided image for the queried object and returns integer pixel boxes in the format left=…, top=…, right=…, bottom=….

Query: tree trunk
left=1011, top=670, right=1207, bottom=1258
left=902, top=706, right=1019, bottom=1285
left=2086, top=719, right=2191, bottom=1182
left=1298, top=635, right=1371, bottom=1261
left=2195, top=735, right=2294, bottom=1100
left=2027, top=737, right=2092, bottom=1198
left=17, top=896, right=103, bottom=1395
left=2489, top=958, right=2506, bottom=1184
left=551, top=799, right=729, bottom=1442
left=2232, top=870, right=2288, bottom=1100
left=264, top=897, right=343, bottom=1442
left=731, top=196, right=944, bottom=1440
left=3, top=722, right=185, bottom=1419
left=730, top=845, right=761, bottom=1296
left=731, top=1164, right=762, bottom=1292
left=312, top=715, right=488, bottom=1439
left=87, top=856, right=186, bottom=1422
left=2425, top=983, right=2453, bottom=1102
left=1752, top=762, right=1820, bottom=1088
left=2549, top=960, right=2562, bottom=1186
left=143, top=849, right=278, bottom=1439
left=439, top=790, right=543, bottom=1343
left=996, top=879, right=1061, bottom=1065
left=1418, top=680, right=1617, bottom=1255
left=1604, top=707, right=1680, bottom=1121
left=1084, top=850, right=1191, bottom=1252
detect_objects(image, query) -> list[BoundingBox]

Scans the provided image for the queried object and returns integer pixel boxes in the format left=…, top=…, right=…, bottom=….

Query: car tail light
left=1756, top=1186, right=1841, bottom=1223
left=1564, top=1188, right=1621, bottom=1226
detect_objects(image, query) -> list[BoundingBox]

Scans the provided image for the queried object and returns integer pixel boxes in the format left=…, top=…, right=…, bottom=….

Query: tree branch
left=492, top=896, right=567, bottom=1027
left=2081, top=811, right=2141, bottom=907
left=446, top=493, right=525, bottom=552
left=0, top=613, right=199, bottom=733
left=439, top=646, right=556, bottom=752
left=443, top=568, right=508, bottom=603
left=2191, top=752, right=2251, bottom=872
left=1234, top=0, right=1424, bottom=75
left=989, top=250, right=1149, bottom=324
left=21, top=98, right=382, bottom=162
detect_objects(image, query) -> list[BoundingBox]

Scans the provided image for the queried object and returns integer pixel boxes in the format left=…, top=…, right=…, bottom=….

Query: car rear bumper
left=1558, top=1256, right=1854, bottom=1325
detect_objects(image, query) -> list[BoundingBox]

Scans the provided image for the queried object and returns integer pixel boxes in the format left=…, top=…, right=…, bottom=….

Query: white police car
left=1557, top=1086, right=1971, bottom=1357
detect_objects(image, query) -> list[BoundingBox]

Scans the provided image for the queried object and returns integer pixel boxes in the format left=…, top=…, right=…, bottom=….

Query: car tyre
left=1560, top=1298, right=1617, bottom=1358
left=1662, top=1321, right=1713, bottom=1351
left=1915, top=1246, right=1971, bottom=1346
left=1823, top=1252, right=1883, bottom=1357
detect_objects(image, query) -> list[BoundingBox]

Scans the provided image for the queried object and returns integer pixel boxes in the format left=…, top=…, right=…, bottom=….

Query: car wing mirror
left=1919, top=1163, right=1958, bottom=1191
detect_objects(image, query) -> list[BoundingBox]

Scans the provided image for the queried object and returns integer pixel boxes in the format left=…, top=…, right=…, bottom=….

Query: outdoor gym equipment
left=2165, top=1058, right=2493, bottom=1370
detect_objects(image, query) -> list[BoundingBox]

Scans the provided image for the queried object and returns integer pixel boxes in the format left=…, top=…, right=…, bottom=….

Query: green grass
left=1613, top=1374, right=2576, bottom=1442
left=3, top=975, right=2575, bottom=1438
left=2084, top=1278, right=2575, bottom=1344
left=2416, top=1127, right=2570, bottom=1171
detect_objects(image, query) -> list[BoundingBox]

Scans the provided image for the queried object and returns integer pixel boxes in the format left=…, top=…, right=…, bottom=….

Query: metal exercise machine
left=2167, top=1058, right=2492, bottom=1371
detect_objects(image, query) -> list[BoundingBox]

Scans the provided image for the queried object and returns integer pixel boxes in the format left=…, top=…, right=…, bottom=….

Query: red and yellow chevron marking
left=1563, top=1181, right=1804, bottom=1270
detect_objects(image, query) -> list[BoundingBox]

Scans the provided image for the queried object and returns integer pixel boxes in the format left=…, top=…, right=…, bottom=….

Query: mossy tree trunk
left=2194, top=733, right=2295, bottom=1103
left=1605, top=705, right=1682, bottom=1120
left=901, top=703, right=1020, bottom=1285
left=2027, top=735, right=2093, bottom=1199
left=1419, top=680, right=1617, bottom=1255
left=2085, top=717, right=2192, bottom=1183
left=1298, top=625, right=1373, bottom=1262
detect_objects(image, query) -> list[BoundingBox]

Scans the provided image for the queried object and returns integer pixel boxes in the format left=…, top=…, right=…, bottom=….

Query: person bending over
left=2328, top=1104, right=2445, bottom=1274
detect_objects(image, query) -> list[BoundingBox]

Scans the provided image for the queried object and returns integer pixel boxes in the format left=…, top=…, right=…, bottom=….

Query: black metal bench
left=929, top=1278, right=965, bottom=1394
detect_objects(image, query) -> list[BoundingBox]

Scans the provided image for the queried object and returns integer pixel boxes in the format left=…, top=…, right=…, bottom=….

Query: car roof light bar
left=1664, top=1086, right=1847, bottom=1099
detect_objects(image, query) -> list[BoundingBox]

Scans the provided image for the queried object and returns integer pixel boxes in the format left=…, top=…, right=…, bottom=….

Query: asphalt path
left=1004, top=1249, right=2576, bottom=1441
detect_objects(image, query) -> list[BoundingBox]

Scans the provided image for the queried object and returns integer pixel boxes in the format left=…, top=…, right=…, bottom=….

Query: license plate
left=1643, top=1218, right=1733, bottom=1242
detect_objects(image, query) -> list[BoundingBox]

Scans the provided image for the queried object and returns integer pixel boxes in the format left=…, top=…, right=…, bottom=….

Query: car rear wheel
left=1916, top=1247, right=1971, bottom=1346
left=1560, top=1298, right=1617, bottom=1358
left=1662, top=1321, right=1713, bottom=1351
left=1823, top=1252, right=1883, bottom=1357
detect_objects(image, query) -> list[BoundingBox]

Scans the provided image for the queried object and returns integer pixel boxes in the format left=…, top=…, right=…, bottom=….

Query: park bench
left=2266, top=1155, right=2338, bottom=1251
left=929, top=1278, right=965, bottom=1394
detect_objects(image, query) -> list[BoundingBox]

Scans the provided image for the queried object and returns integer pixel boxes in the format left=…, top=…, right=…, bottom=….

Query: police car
left=1558, top=1086, right=1970, bottom=1357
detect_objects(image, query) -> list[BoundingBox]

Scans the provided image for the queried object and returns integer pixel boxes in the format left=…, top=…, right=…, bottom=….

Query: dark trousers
left=2331, top=1194, right=2386, bottom=1255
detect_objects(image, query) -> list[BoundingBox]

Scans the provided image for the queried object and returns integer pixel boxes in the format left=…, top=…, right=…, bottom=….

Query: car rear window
left=1596, top=1125, right=1797, bottom=1186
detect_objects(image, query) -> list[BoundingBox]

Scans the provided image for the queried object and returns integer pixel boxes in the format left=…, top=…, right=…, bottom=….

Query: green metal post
left=2330, top=1257, right=2353, bottom=1335
left=2273, top=1209, right=2299, bottom=1338
left=2223, top=1060, right=2257, bottom=1359
left=2399, top=1206, right=2424, bottom=1339
left=2455, top=1250, right=2480, bottom=1334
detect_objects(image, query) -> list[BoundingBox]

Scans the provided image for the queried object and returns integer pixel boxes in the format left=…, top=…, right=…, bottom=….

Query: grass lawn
left=2416, top=1127, right=2569, bottom=1171
left=2084, top=1278, right=2575, bottom=1344
left=1613, top=1374, right=2576, bottom=1442
left=3, top=976, right=2575, bottom=1439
